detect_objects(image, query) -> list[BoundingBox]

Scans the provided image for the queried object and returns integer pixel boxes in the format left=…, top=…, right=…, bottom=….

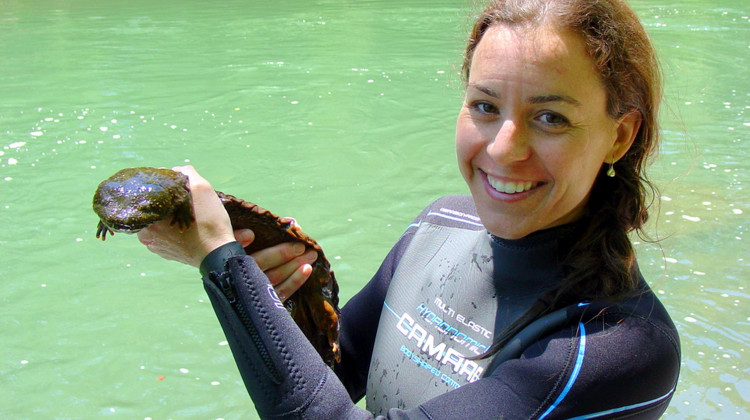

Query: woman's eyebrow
left=528, top=94, right=581, bottom=106
left=467, top=83, right=500, bottom=98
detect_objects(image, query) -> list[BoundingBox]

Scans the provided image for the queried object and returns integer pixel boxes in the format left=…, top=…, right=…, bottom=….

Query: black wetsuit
left=201, top=195, right=681, bottom=419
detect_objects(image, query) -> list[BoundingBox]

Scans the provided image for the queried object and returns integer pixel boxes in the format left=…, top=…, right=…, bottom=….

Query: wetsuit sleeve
left=203, top=252, right=367, bottom=419
left=201, top=245, right=436, bottom=419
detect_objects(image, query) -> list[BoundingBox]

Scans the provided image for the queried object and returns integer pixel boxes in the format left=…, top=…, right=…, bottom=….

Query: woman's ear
left=610, top=111, right=642, bottom=162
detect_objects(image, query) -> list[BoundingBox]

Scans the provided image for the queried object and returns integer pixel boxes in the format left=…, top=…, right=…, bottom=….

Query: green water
left=1, top=0, right=747, bottom=418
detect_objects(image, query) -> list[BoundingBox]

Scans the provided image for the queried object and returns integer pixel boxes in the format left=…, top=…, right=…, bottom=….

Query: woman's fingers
left=252, top=241, right=302, bottom=271
left=279, top=216, right=302, bottom=231
left=273, top=262, right=313, bottom=302
left=249, top=242, right=316, bottom=302
left=233, top=228, right=254, bottom=248
left=263, top=248, right=317, bottom=286
left=138, top=219, right=193, bottom=264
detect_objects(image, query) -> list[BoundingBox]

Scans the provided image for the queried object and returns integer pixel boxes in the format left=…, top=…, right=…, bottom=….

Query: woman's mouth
left=486, top=173, right=539, bottom=194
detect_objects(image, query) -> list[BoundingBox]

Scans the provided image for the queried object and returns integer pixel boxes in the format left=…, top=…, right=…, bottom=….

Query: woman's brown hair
left=462, top=0, right=662, bottom=358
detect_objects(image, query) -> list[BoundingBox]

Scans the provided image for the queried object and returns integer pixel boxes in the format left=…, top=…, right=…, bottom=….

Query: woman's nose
left=486, top=119, right=531, bottom=164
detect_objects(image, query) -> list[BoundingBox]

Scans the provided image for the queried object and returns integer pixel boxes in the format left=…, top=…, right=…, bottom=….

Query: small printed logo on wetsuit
left=267, top=285, right=285, bottom=309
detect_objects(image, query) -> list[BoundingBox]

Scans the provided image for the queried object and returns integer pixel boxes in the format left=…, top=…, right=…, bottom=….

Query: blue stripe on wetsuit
left=566, top=388, right=677, bottom=419
left=537, top=322, right=587, bottom=419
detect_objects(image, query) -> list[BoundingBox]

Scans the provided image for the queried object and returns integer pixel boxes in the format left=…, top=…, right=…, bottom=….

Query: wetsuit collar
left=488, top=222, right=583, bottom=330
left=489, top=223, right=580, bottom=294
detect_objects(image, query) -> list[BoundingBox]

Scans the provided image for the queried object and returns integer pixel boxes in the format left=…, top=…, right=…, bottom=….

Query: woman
left=139, top=0, right=680, bottom=418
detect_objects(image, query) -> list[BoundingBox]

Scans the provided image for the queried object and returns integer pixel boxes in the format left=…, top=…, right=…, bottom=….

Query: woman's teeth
left=487, top=176, right=536, bottom=194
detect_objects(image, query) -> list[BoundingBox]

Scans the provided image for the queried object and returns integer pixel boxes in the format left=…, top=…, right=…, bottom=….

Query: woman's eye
left=471, top=101, right=498, bottom=115
left=537, top=111, right=569, bottom=127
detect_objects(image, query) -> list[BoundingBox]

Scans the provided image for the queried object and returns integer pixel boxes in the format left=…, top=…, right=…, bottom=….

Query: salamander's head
left=93, top=167, right=188, bottom=233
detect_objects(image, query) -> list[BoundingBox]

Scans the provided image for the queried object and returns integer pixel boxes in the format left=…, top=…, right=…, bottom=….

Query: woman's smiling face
left=456, top=23, right=637, bottom=239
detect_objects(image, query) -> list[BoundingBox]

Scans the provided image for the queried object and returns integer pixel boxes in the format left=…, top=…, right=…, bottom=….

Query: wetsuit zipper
left=213, top=272, right=282, bottom=384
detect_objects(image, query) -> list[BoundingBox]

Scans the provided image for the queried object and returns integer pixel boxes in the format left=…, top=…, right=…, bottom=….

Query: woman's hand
left=243, top=225, right=317, bottom=302
left=137, top=165, right=234, bottom=267
left=137, top=165, right=314, bottom=301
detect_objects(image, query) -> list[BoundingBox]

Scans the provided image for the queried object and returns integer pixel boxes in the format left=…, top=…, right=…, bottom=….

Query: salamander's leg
left=170, top=202, right=196, bottom=232
left=96, top=221, right=114, bottom=240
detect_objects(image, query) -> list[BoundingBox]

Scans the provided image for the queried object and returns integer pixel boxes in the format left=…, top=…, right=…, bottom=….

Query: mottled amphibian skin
left=93, top=167, right=340, bottom=366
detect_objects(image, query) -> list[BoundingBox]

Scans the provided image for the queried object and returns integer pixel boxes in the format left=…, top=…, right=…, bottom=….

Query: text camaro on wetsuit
left=367, top=221, right=497, bottom=414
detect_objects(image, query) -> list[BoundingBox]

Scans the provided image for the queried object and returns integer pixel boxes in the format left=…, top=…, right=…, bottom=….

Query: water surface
left=1, top=0, right=748, bottom=418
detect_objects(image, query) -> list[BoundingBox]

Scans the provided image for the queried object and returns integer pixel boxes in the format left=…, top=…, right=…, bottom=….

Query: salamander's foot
left=96, top=221, right=114, bottom=240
